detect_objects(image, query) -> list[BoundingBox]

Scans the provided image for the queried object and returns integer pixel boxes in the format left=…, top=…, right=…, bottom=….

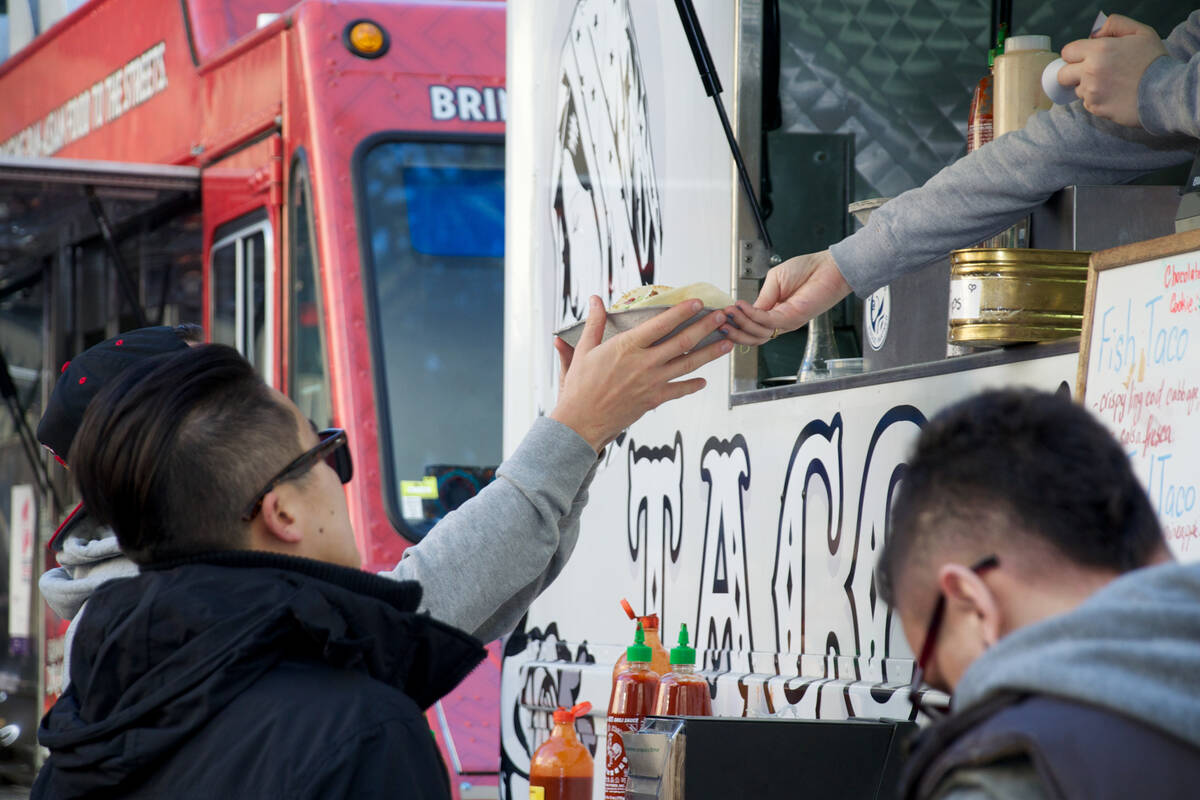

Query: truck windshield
left=358, top=139, right=504, bottom=540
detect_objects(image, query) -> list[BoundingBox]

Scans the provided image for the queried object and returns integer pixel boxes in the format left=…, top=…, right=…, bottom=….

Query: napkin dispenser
left=623, top=715, right=916, bottom=800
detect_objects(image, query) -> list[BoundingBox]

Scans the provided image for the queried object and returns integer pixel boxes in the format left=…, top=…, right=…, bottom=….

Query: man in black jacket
left=34, top=344, right=485, bottom=799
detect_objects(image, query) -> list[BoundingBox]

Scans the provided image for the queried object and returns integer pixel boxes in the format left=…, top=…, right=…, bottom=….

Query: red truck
left=0, top=1, right=506, bottom=794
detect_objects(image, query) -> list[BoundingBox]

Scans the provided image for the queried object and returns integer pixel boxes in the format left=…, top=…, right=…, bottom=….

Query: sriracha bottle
left=653, top=624, right=712, bottom=717
left=529, top=702, right=593, bottom=800
left=604, top=623, right=660, bottom=800
left=610, top=599, right=670, bottom=682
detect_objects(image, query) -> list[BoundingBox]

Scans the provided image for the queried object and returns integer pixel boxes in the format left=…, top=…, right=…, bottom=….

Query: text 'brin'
left=429, top=85, right=506, bottom=122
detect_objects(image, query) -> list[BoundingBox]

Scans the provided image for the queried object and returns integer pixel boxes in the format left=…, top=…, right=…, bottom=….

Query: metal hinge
left=739, top=239, right=778, bottom=279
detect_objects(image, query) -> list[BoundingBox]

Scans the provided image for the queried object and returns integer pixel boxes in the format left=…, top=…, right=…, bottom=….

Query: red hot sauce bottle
left=653, top=624, right=713, bottom=717
left=604, top=623, right=660, bottom=800
left=530, top=702, right=593, bottom=800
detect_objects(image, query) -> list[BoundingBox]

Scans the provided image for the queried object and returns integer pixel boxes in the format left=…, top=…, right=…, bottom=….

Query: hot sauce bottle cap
left=553, top=702, right=592, bottom=724
left=620, top=598, right=636, bottom=620
left=627, top=622, right=652, bottom=663
left=619, top=598, right=659, bottom=631
left=669, top=623, right=696, bottom=666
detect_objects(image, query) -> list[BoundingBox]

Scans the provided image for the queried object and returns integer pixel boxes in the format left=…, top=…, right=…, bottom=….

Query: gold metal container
left=948, top=248, right=1091, bottom=347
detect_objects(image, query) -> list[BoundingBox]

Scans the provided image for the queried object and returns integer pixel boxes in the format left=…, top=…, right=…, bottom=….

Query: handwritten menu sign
left=1078, top=229, right=1200, bottom=560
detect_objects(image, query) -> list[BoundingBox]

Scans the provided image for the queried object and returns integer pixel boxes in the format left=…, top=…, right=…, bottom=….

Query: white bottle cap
left=1041, top=58, right=1077, bottom=105
left=1005, top=34, right=1052, bottom=52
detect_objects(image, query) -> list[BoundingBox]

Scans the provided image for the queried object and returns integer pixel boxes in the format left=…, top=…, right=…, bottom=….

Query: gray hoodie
left=928, top=561, right=1200, bottom=799
left=41, top=415, right=598, bottom=691
left=832, top=11, right=1200, bottom=296
left=39, top=515, right=139, bottom=691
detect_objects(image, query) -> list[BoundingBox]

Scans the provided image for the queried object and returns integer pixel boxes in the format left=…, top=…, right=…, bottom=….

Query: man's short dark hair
left=878, top=389, right=1164, bottom=607
left=70, top=345, right=301, bottom=564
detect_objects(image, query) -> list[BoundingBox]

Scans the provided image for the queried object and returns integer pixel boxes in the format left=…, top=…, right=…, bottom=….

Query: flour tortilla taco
left=609, top=282, right=734, bottom=311
left=554, top=282, right=734, bottom=349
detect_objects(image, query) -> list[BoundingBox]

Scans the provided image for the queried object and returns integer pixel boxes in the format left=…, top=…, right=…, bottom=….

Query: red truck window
left=288, top=158, right=332, bottom=429
left=210, top=210, right=273, bottom=378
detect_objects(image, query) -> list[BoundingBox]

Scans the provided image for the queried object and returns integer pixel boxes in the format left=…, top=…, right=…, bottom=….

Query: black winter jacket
left=33, top=551, right=486, bottom=799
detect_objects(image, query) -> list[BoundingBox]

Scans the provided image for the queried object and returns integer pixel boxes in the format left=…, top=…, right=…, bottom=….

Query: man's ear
left=259, top=487, right=304, bottom=545
left=938, top=564, right=1002, bottom=648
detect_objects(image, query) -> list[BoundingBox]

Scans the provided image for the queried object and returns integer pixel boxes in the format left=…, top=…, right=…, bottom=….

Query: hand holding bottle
left=1057, top=14, right=1169, bottom=128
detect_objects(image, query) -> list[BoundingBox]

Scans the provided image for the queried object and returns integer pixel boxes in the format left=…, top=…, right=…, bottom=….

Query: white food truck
left=498, top=1, right=1190, bottom=797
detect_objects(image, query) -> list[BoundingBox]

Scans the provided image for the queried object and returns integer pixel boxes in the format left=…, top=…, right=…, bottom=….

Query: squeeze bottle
left=967, top=25, right=1004, bottom=153
left=653, top=624, right=713, bottom=717
left=993, top=35, right=1056, bottom=137
left=610, top=599, right=670, bottom=682
left=530, top=702, right=593, bottom=800
left=603, top=623, right=660, bottom=800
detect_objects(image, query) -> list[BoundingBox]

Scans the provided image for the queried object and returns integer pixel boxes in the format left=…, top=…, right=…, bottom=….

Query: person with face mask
left=878, top=389, right=1200, bottom=800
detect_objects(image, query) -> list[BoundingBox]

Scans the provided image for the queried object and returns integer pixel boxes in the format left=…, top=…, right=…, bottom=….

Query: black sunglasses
left=908, top=554, right=999, bottom=719
left=241, top=428, right=353, bottom=521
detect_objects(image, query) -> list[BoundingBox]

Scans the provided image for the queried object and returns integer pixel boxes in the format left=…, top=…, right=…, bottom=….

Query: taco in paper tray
left=609, top=282, right=734, bottom=311
left=554, top=282, right=733, bottom=348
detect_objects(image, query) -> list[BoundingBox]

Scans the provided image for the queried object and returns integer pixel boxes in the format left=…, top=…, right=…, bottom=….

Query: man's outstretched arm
left=382, top=297, right=731, bottom=640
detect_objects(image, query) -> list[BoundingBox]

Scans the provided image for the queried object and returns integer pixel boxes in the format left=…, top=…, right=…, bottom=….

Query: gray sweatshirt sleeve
left=379, top=416, right=599, bottom=642
left=1139, top=11, right=1200, bottom=138
left=830, top=12, right=1200, bottom=296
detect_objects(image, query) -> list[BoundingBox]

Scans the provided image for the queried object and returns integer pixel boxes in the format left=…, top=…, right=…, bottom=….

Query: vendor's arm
left=382, top=297, right=731, bottom=640
left=830, top=98, right=1193, bottom=294
left=721, top=13, right=1199, bottom=345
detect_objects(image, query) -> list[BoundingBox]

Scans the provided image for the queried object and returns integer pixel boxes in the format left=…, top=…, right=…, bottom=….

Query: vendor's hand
left=551, top=296, right=732, bottom=451
left=719, top=249, right=852, bottom=346
left=1059, top=14, right=1168, bottom=128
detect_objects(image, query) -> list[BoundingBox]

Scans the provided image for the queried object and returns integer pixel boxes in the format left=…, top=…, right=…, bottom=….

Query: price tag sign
left=948, top=278, right=982, bottom=321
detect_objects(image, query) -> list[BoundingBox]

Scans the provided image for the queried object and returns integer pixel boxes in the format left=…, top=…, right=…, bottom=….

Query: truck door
left=202, top=135, right=283, bottom=387
left=0, top=155, right=201, bottom=776
left=209, top=210, right=274, bottom=377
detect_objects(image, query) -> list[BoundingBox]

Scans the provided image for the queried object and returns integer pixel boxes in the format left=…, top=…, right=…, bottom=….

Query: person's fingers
left=753, top=271, right=783, bottom=311
left=626, top=299, right=705, bottom=348
left=554, top=336, right=574, bottom=377
left=731, top=303, right=784, bottom=335
left=739, top=299, right=814, bottom=334
left=1060, top=38, right=1094, bottom=64
left=662, top=337, right=734, bottom=380
left=656, top=377, right=707, bottom=405
left=719, top=306, right=774, bottom=343
left=654, top=310, right=726, bottom=361
left=722, top=325, right=770, bottom=346
left=575, top=295, right=606, bottom=357
left=1094, top=13, right=1142, bottom=38
left=1056, top=60, right=1084, bottom=88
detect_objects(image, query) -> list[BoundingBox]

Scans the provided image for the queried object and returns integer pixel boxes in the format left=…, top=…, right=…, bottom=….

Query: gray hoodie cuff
left=1138, top=55, right=1197, bottom=138
left=497, top=416, right=598, bottom=514
left=829, top=219, right=905, bottom=297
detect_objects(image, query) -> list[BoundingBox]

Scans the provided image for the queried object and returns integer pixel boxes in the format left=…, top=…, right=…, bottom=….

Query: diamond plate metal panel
left=778, top=0, right=1195, bottom=202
